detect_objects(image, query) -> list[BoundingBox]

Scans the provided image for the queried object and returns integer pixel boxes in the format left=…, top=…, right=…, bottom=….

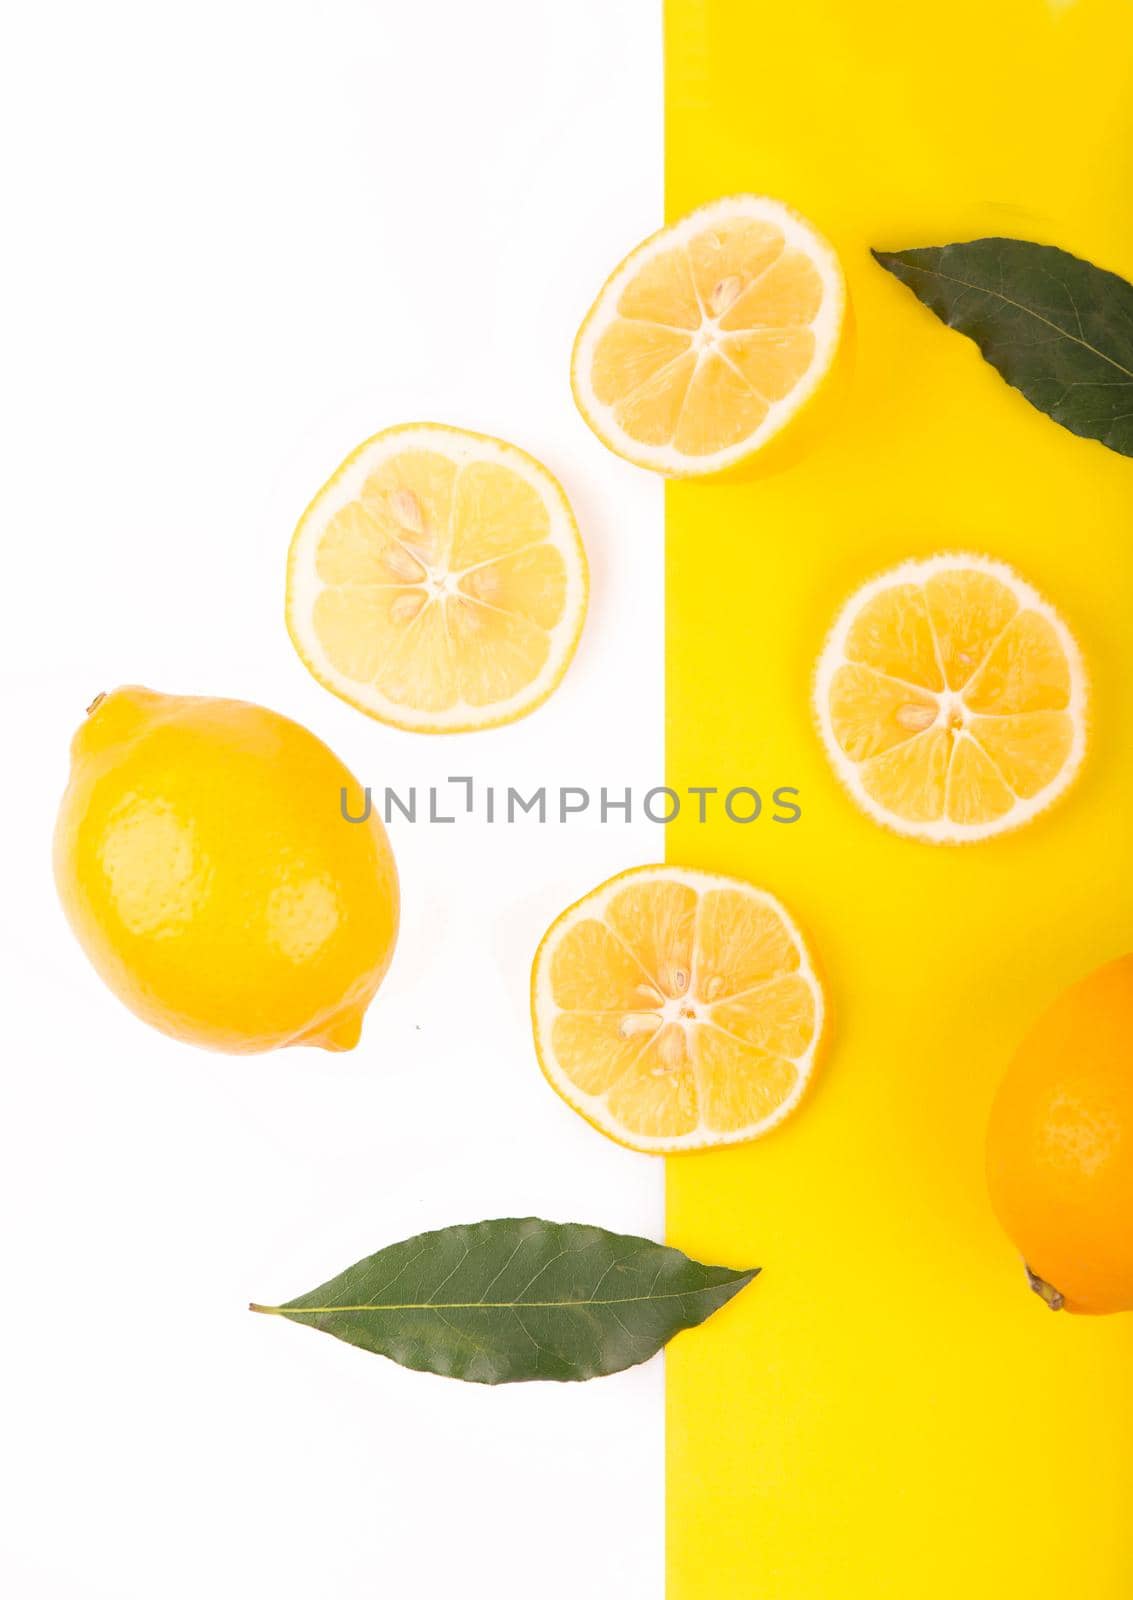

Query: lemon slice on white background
left=287, top=424, right=588, bottom=733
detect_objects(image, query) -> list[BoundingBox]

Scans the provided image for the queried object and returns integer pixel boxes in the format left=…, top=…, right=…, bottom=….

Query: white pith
left=531, top=864, right=826, bottom=1155
left=813, top=552, right=1089, bottom=844
left=571, top=195, right=846, bottom=477
left=287, top=423, right=588, bottom=733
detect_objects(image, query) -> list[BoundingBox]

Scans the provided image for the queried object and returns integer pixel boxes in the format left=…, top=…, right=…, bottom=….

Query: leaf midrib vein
left=888, top=259, right=1133, bottom=380
left=260, top=1284, right=746, bottom=1315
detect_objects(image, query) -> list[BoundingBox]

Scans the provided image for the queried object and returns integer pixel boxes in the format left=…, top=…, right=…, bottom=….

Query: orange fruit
left=531, top=865, right=826, bottom=1154
left=986, top=955, right=1133, bottom=1314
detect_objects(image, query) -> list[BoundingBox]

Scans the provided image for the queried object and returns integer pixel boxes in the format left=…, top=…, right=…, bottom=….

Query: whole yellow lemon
left=54, top=686, right=398, bottom=1053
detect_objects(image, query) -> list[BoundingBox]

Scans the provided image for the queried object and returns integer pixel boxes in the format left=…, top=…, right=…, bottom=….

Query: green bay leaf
left=872, top=237, right=1133, bottom=456
left=251, top=1217, right=757, bottom=1384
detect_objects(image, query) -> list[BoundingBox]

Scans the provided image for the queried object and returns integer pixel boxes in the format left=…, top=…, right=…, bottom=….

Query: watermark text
left=340, top=778, right=803, bottom=826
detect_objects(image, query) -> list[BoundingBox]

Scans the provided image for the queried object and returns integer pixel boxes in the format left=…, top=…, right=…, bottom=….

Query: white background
left=0, top=4, right=664, bottom=1594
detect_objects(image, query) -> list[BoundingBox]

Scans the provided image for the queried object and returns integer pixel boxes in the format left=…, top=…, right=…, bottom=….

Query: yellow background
left=664, top=1, right=1133, bottom=1594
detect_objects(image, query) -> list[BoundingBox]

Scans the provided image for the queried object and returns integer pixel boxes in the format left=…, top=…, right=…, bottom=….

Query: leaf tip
left=717, top=1265, right=761, bottom=1297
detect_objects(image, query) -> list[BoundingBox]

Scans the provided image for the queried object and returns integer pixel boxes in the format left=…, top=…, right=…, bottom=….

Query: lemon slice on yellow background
left=531, top=865, right=826, bottom=1154
left=814, top=554, right=1088, bottom=843
left=571, top=195, right=846, bottom=476
left=287, top=424, right=588, bottom=733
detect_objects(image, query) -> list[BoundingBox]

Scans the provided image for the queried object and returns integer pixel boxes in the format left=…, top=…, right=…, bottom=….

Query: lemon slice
left=286, top=424, right=588, bottom=732
left=814, top=554, right=1088, bottom=843
left=571, top=195, right=846, bottom=476
left=531, top=865, right=826, bottom=1154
